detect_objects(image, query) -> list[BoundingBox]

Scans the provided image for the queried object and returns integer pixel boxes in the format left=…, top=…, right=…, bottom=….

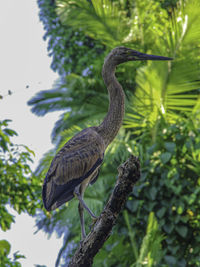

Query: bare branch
left=68, top=155, right=140, bottom=267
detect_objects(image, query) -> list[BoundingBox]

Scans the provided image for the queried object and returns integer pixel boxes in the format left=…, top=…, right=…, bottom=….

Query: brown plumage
left=43, top=127, right=104, bottom=211
left=42, top=47, right=172, bottom=239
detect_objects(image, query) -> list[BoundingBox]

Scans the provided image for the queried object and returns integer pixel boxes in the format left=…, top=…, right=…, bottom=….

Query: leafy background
left=1, top=0, right=200, bottom=266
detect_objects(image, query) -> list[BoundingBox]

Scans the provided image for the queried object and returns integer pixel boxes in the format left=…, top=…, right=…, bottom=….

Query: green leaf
left=164, top=142, right=176, bottom=153
left=13, top=251, right=26, bottom=260
left=149, top=186, right=157, bottom=200
left=157, top=207, right=166, bottom=218
left=160, top=152, right=171, bottom=164
left=126, top=200, right=139, bottom=213
left=174, top=215, right=181, bottom=224
left=164, top=255, right=177, bottom=265
left=163, top=223, right=174, bottom=234
left=176, top=225, right=188, bottom=238
left=3, top=128, right=18, bottom=137
left=0, top=240, right=11, bottom=256
left=123, top=210, right=138, bottom=261
left=177, top=203, right=185, bottom=215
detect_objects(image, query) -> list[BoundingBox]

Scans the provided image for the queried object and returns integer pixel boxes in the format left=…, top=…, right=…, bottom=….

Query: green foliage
left=38, top=0, right=105, bottom=76
left=0, top=239, right=25, bottom=267
left=30, top=0, right=200, bottom=266
left=129, top=118, right=200, bottom=266
left=0, top=120, right=41, bottom=232
left=125, top=0, right=200, bottom=135
left=94, top=211, right=164, bottom=267
left=57, top=0, right=130, bottom=47
left=0, top=120, right=42, bottom=265
left=134, top=212, right=164, bottom=267
left=33, top=0, right=200, bottom=140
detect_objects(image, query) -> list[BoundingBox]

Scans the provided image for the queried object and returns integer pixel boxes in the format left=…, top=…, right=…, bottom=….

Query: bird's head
left=106, top=46, right=173, bottom=65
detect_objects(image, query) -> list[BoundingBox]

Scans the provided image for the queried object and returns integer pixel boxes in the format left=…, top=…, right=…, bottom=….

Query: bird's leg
left=74, top=185, right=97, bottom=219
left=78, top=202, right=86, bottom=240
left=74, top=184, right=98, bottom=240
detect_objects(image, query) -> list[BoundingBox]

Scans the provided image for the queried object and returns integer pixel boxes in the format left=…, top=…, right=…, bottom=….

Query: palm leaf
left=125, top=0, right=200, bottom=133
left=178, top=0, right=200, bottom=47
left=28, top=74, right=87, bottom=116
left=56, top=0, right=130, bottom=46
left=130, top=0, right=169, bottom=48
left=34, top=149, right=56, bottom=177
left=27, top=78, right=70, bottom=116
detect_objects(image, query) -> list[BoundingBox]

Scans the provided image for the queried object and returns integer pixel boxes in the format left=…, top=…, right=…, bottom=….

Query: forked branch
left=68, top=155, right=140, bottom=267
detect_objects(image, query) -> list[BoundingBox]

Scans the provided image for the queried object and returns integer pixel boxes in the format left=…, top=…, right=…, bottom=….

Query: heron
left=42, top=47, right=172, bottom=239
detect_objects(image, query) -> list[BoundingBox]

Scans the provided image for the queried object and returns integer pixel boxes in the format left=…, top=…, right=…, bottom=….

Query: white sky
left=0, top=1, right=63, bottom=266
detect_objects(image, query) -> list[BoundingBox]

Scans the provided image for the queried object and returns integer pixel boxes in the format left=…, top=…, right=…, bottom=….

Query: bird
left=42, top=46, right=172, bottom=239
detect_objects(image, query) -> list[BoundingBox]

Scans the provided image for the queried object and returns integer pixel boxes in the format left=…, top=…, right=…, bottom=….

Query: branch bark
left=68, top=155, right=140, bottom=267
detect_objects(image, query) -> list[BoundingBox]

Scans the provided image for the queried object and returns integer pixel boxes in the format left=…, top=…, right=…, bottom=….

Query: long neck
left=97, top=60, right=125, bottom=148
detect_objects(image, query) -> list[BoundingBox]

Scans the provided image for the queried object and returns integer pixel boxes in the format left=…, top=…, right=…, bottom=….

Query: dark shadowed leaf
left=160, top=152, right=171, bottom=164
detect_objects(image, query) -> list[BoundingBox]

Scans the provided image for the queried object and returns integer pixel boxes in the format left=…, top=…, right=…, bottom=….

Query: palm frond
left=130, top=0, right=169, bottom=49
left=125, top=0, right=200, bottom=133
left=56, top=0, right=130, bottom=46
left=27, top=78, right=70, bottom=116
left=34, top=149, right=56, bottom=177
left=178, top=0, right=200, bottom=48
left=105, top=128, right=137, bottom=165
left=58, top=124, right=82, bottom=148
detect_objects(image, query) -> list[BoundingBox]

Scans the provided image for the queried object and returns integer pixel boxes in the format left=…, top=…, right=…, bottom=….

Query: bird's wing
left=42, top=127, right=105, bottom=211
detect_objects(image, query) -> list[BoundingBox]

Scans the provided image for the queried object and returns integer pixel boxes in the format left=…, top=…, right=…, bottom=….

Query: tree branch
left=68, top=155, right=140, bottom=267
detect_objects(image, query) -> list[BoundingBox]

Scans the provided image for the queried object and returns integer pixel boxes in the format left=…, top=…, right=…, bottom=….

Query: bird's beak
left=130, top=50, right=173, bottom=61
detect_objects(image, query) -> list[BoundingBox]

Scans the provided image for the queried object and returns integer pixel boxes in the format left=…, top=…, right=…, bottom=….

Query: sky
left=0, top=1, right=63, bottom=266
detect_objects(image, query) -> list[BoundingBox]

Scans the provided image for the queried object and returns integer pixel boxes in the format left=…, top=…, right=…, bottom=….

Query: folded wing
left=42, top=127, right=105, bottom=211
